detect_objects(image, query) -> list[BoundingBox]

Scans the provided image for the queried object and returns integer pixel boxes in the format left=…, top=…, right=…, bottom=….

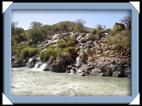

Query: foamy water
left=12, top=67, right=131, bottom=96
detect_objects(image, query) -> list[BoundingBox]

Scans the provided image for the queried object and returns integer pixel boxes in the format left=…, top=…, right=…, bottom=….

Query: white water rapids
left=12, top=67, right=131, bottom=96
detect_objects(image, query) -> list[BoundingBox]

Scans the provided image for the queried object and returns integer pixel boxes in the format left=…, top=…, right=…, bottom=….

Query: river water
left=12, top=67, right=131, bottom=96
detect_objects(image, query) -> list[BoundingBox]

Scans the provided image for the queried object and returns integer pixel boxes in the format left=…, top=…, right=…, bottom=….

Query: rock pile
left=12, top=31, right=131, bottom=77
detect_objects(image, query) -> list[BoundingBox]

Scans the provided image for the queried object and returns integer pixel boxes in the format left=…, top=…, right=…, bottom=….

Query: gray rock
left=52, top=34, right=61, bottom=39
left=12, top=60, right=27, bottom=67
left=112, top=71, right=121, bottom=77
left=66, top=65, right=73, bottom=73
left=87, top=63, right=95, bottom=71
left=70, top=69, right=75, bottom=74
left=90, top=68, right=102, bottom=76
left=124, top=68, right=131, bottom=77
left=78, top=72, right=86, bottom=76
left=78, top=64, right=88, bottom=72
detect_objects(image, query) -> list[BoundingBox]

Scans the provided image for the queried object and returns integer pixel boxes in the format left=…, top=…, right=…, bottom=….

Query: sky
left=12, top=10, right=130, bottom=30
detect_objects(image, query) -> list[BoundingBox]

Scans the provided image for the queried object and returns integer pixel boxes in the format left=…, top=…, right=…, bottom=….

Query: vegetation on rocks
left=12, top=16, right=131, bottom=77
left=39, top=37, right=77, bottom=62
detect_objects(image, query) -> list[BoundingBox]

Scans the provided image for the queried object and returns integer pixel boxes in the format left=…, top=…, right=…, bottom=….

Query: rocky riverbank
left=12, top=31, right=131, bottom=77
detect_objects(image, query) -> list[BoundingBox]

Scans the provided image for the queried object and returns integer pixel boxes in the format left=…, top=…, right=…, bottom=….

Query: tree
left=75, top=19, right=86, bottom=32
left=12, top=22, right=26, bottom=44
left=96, top=25, right=106, bottom=31
left=30, top=21, right=43, bottom=29
left=120, top=16, right=131, bottom=29
left=26, top=22, right=45, bottom=44
left=27, top=28, right=44, bottom=44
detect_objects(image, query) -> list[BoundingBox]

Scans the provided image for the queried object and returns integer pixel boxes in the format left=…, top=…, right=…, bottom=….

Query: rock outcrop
left=12, top=31, right=131, bottom=77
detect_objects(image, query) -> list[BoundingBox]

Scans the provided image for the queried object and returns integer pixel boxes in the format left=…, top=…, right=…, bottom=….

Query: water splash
left=76, top=56, right=80, bottom=67
left=38, top=62, right=49, bottom=71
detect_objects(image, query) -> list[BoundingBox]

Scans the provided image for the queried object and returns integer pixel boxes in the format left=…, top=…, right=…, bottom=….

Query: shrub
left=56, top=40, right=66, bottom=48
left=39, top=36, right=78, bottom=62
left=92, top=29, right=98, bottom=35
left=21, top=48, right=29, bottom=59
left=40, top=47, right=58, bottom=61
left=106, top=29, right=131, bottom=55
left=21, top=47, right=38, bottom=59
left=66, top=37, right=77, bottom=47
left=40, top=47, right=71, bottom=61
left=56, top=37, right=77, bottom=48
left=62, top=48, right=70, bottom=57
left=54, top=47, right=63, bottom=57
left=28, top=48, right=39, bottom=57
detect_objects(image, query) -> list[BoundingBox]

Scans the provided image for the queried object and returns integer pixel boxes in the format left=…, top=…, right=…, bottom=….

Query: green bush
left=28, top=48, right=39, bottom=57
left=92, top=29, right=98, bottom=35
left=39, top=36, right=78, bottom=62
left=40, top=47, right=71, bottom=62
left=21, top=48, right=29, bottom=59
left=56, top=37, right=77, bottom=48
left=65, top=37, right=77, bottom=47
left=56, top=40, right=66, bottom=48
left=62, top=48, right=70, bottom=57
left=21, top=47, right=38, bottom=59
left=106, top=29, right=131, bottom=55
left=40, top=47, right=56, bottom=61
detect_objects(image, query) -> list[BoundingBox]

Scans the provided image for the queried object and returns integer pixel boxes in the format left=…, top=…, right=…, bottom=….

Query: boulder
left=87, top=62, right=96, bottom=71
left=66, top=64, right=78, bottom=73
left=70, top=69, right=75, bottom=74
left=101, top=61, right=117, bottom=76
left=85, top=34, right=95, bottom=41
left=79, top=51, right=88, bottom=64
left=50, top=61, right=66, bottom=72
left=80, top=38, right=86, bottom=43
left=66, top=65, right=73, bottom=73
left=12, top=60, right=27, bottom=67
left=112, top=71, right=121, bottom=77
left=52, top=34, right=61, bottom=40
left=124, top=68, right=131, bottom=77
left=78, top=72, right=86, bottom=76
left=77, top=64, right=88, bottom=74
left=50, top=57, right=66, bottom=72
left=84, top=48, right=92, bottom=56
left=90, top=68, right=102, bottom=76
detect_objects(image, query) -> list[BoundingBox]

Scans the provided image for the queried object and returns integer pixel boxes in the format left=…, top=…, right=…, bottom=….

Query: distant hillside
left=49, top=21, right=94, bottom=33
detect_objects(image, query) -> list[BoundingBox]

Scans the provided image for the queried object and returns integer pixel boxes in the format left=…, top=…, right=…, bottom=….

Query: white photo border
left=3, top=2, right=139, bottom=104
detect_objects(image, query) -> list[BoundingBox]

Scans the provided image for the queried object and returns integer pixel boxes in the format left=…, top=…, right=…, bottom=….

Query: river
left=12, top=67, right=131, bottom=96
